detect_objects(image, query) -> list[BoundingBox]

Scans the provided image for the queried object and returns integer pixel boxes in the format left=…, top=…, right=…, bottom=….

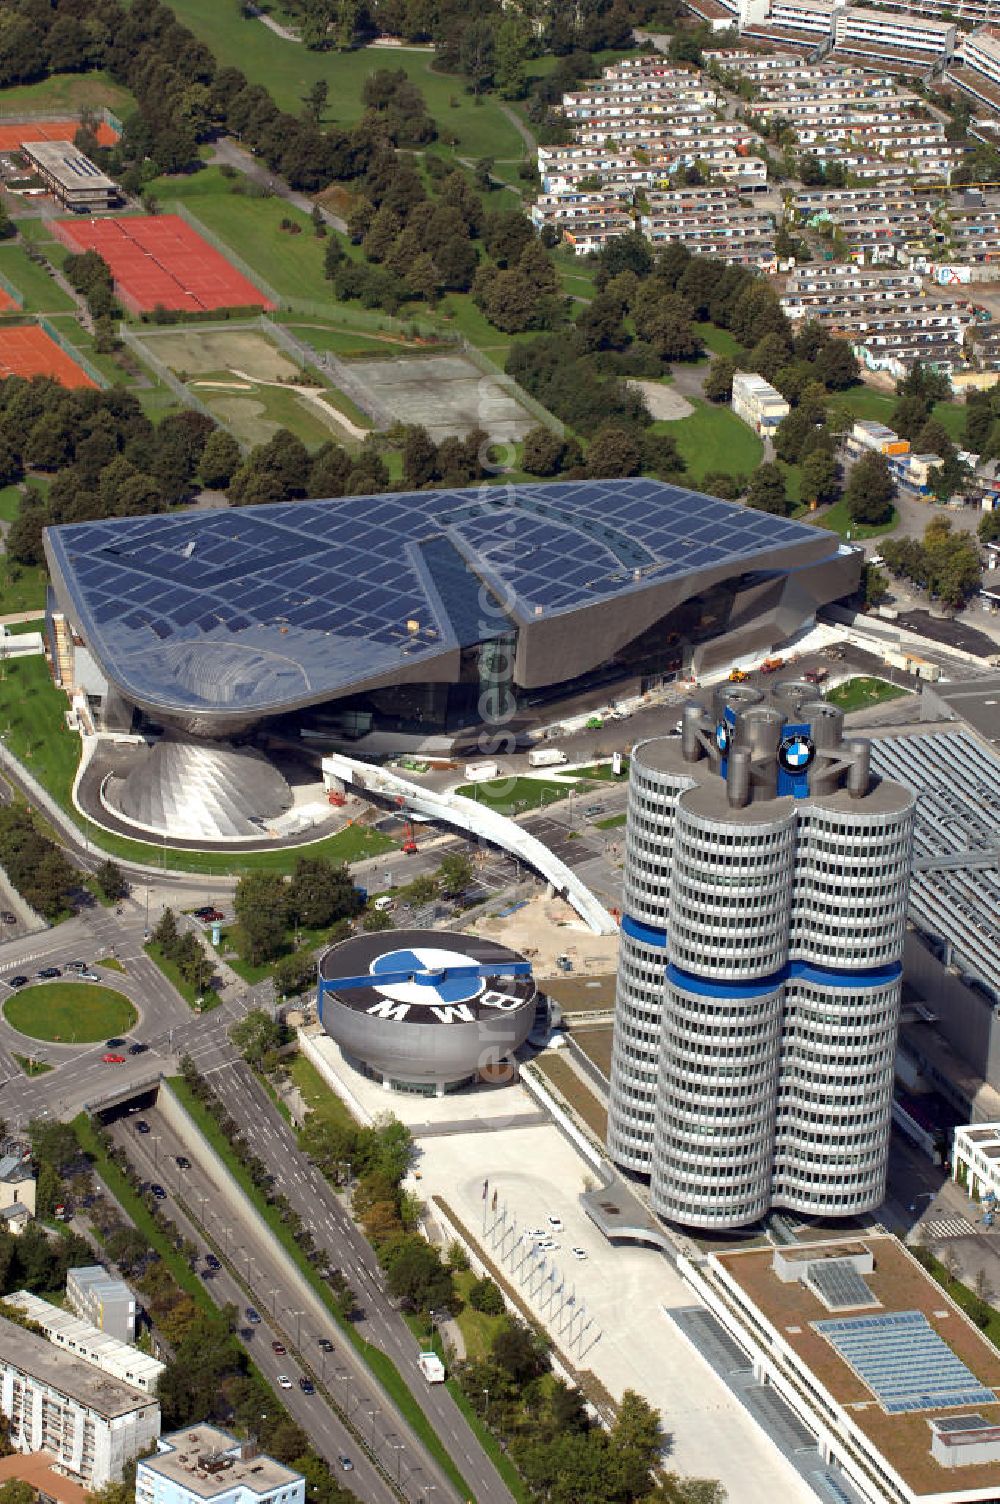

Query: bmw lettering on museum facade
left=317, top=931, right=538, bottom=1096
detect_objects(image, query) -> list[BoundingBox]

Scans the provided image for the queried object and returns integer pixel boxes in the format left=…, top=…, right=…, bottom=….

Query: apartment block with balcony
left=731, top=371, right=790, bottom=434
left=136, top=1428, right=304, bottom=1504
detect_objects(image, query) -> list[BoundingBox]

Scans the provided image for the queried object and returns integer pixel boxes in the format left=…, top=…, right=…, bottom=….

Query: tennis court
left=0, top=323, right=96, bottom=388
left=0, top=119, right=118, bottom=149
left=0, top=287, right=18, bottom=312
left=53, top=215, right=275, bottom=315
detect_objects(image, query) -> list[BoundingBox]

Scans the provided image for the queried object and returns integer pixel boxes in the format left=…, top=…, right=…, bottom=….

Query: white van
left=374, top=895, right=394, bottom=913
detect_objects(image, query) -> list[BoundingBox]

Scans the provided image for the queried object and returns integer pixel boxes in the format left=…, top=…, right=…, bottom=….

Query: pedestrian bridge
left=322, top=754, right=618, bottom=937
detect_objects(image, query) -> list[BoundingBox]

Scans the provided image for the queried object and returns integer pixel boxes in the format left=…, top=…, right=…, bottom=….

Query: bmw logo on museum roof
left=370, top=947, right=487, bottom=1007
left=716, top=721, right=730, bottom=754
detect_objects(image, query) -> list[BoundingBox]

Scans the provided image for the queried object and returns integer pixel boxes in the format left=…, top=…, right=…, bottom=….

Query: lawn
left=532, top=1054, right=608, bottom=1141
left=196, top=378, right=353, bottom=450
left=815, top=497, right=899, bottom=540
left=289, top=1051, right=357, bottom=1134
left=0, top=652, right=394, bottom=874
left=162, top=0, right=524, bottom=159
left=572, top=759, right=629, bottom=780
left=155, top=171, right=331, bottom=305
left=167, top=1077, right=473, bottom=1501
left=595, top=812, right=626, bottom=829
left=13, top=1053, right=53, bottom=1076
left=0, top=557, right=47, bottom=614
left=0, top=71, right=134, bottom=117
left=279, top=321, right=431, bottom=357
left=44, top=315, right=128, bottom=388
left=0, top=485, right=21, bottom=524
left=3, top=982, right=137, bottom=1043
left=455, top=776, right=589, bottom=813
left=695, top=322, right=746, bottom=360
left=0, top=245, right=75, bottom=313
left=830, top=385, right=965, bottom=442
left=655, top=396, right=763, bottom=485
left=826, top=676, right=911, bottom=712
left=144, top=941, right=220, bottom=1012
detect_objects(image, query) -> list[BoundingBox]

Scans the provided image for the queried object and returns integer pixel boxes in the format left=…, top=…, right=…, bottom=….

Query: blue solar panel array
left=46, top=479, right=829, bottom=717
left=816, top=1311, right=997, bottom=1414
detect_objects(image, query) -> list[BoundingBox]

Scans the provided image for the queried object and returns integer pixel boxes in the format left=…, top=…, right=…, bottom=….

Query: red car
left=102, top=1053, right=125, bottom=1064
left=271, top=1340, right=286, bottom=1355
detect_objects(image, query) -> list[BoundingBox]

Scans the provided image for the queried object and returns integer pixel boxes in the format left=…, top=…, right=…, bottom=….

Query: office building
left=66, top=1266, right=137, bottom=1344
left=0, top=1313, right=160, bottom=1487
left=731, top=371, right=791, bottom=435
left=607, top=681, right=914, bottom=1229
left=682, top=1233, right=1000, bottom=1504
left=136, top=1426, right=304, bottom=1504
left=6, top=1292, right=164, bottom=1394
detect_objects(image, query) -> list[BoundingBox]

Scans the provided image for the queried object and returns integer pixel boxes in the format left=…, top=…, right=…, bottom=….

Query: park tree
left=230, top=1009, right=285, bottom=1068
left=402, top=425, right=438, bottom=488
left=5, top=490, right=47, bottom=568
left=631, top=286, right=702, bottom=362
left=273, top=948, right=319, bottom=1000
left=288, top=856, right=360, bottom=929
left=586, top=425, right=643, bottom=479
left=864, top=562, right=890, bottom=607
left=979, top=510, right=1000, bottom=544
left=522, top=426, right=569, bottom=477
left=95, top=859, right=127, bottom=902
left=815, top=337, right=859, bottom=391
left=749, top=331, right=792, bottom=384
left=438, top=852, right=474, bottom=896
left=746, top=463, right=791, bottom=515
left=845, top=452, right=895, bottom=526
left=702, top=356, right=736, bottom=404
left=199, top=428, right=241, bottom=490
left=153, top=907, right=179, bottom=950
left=800, top=448, right=839, bottom=507
left=774, top=408, right=819, bottom=465
left=302, top=79, right=328, bottom=123
left=233, top=872, right=289, bottom=965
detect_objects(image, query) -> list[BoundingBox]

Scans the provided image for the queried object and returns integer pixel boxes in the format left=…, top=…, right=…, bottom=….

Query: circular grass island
left=3, top=982, right=137, bottom=1044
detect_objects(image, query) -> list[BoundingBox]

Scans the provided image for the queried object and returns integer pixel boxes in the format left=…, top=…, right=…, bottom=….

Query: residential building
left=67, top=1266, right=137, bottom=1344
left=947, top=25, right=1000, bottom=113
left=606, top=684, right=915, bottom=1228
left=0, top=1452, right=91, bottom=1504
left=0, top=1139, right=35, bottom=1220
left=19, top=142, right=118, bottom=213
left=832, top=6, right=956, bottom=70
left=681, top=1233, right=1000, bottom=1504
left=0, top=1313, right=160, bottom=1488
left=5, top=1293, right=163, bottom=1395
left=953, top=1122, right=1000, bottom=1202
left=731, top=371, right=790, bottom=434
left=136, top=1427, right=305, bottom=1504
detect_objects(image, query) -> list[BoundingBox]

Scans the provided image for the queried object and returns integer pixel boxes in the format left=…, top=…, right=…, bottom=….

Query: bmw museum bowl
left=317, top=930, right=538, bottom=1095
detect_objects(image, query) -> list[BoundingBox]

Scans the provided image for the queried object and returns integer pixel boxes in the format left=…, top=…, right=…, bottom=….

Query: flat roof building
left=136, top=1427, right=304, bottom=1504
left=5, top=1292, right=163, bottom=1394
left=0, top=1139, right=35, bottom=1220
left=0, top=1312, right=160, bottom=1487
left=67, top=1265, right=137, bottom=1344
left=20, top=141, right=118, bottom=213
left=731, top=370, right=790, bottom=434
left=686, top=1233, right=1000, bottom=1504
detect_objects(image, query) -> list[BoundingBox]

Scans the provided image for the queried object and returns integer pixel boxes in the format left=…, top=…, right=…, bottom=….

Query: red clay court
left=53, top=214, right=276, bottom=315
left=0, top=324, right=96, bottom=388
left=0, top=120, right=118, bottom=150
left=0, top=288, right=18, bottom=312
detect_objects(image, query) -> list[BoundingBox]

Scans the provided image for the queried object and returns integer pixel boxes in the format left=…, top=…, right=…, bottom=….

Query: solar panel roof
left=45, top=479, right=833, bottom=720
left=816, top=1311, right=997, bottom=1414
left=805, top=1258, right=879, bottom=1311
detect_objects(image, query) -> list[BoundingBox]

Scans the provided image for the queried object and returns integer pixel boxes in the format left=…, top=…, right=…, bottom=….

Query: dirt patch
left=136, top=328, right=298, bottom=383
left=201, top=395, right=279, bottom=445
left=628, top=378, right=693, bottom=421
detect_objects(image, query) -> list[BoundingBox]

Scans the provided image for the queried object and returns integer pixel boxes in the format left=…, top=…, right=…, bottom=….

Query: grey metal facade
left=607, top=683, right=915, bottom=1230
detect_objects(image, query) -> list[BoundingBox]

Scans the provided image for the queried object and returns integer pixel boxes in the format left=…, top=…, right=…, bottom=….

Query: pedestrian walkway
left=925, top=1215, right=977, bottom=1239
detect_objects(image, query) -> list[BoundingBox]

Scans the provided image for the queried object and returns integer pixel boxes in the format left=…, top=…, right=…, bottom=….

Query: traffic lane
left=206, top=1061, right=515, bottom=1504
left=111, top=1118, right=394, bottom=1504
left=132, top=1100, right=455, bottom=1504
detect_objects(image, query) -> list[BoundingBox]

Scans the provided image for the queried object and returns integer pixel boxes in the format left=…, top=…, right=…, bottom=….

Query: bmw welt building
left=607, top=682, right=915, bottom=1230
left=317, top=930, right=537, bottom=1095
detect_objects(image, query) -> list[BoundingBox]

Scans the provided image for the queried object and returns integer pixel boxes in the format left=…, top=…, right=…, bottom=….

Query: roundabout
left=3, top=982, right=138, bottom=1044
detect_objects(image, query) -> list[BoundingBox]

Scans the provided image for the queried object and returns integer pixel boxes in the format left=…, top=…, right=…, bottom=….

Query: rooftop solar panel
left=816, top=1311, right=997, bottom=1414
left=805, top=1259, right=878, bottom=1311
left=46, top=479, right=836, bottom=723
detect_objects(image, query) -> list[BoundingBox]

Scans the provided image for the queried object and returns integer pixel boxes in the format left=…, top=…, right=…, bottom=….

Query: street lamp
left=291, top=1309, right=304, bottom=1347
left=366, top=1404, right=379, bottom=1451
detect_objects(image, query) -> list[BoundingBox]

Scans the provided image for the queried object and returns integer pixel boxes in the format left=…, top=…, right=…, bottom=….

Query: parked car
left=5, top=976, right=28, bottom=988
left=571, top=1246, right=588, bottom=1261
left=276, top=1375, right=293, bottom=1391
left=271, top=1340, right=286, bottom=1356
left=102, top=1053, right=125, bottom=1064
left=150, top=1184, right=167, bottom=1200
left=196, top=908, right=224, bottom=923
left=547, top=1215, right=563, bottom=1230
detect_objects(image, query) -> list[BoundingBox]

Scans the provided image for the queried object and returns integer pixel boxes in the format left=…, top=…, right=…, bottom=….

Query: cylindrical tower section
left=651, top=977, right=783, bottom=1227
left=607, top=741, right=694, bottom=1174
left=666, top=786, right=797, bottom=981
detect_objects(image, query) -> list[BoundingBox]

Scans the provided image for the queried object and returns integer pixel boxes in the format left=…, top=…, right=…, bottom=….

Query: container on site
left=527, top=747, right=567, bottom=768
left=464, top=761, right=499, bottom=782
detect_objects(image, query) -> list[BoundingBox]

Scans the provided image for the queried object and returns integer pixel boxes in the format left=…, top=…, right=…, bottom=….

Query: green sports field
left=4, top=982, right=137, bottom=1043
